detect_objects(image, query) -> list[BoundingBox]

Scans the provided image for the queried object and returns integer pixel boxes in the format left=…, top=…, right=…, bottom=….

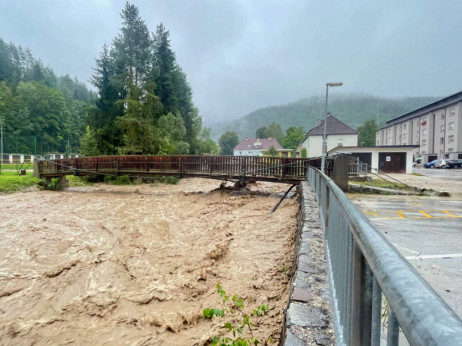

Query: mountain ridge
left=209, top=94, right=441, bottom=141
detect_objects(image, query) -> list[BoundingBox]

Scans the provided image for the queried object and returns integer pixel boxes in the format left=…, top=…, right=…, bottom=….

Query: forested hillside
left=211, top=94, right=439, bottom=141
left=0, top=38, right=95, bottom=154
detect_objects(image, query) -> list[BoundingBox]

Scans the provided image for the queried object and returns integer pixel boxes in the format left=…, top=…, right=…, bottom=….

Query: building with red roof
left=233, top=138, right=292, bottom=157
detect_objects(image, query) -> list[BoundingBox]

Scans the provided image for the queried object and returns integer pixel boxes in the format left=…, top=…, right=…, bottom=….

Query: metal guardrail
left=308, top=167, right=462, bottom=345
left=348, top=156, right=368, bottom=177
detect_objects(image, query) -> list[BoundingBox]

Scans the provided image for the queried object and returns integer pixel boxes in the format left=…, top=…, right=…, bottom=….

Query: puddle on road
left=0, top=178, right=297, bottom=345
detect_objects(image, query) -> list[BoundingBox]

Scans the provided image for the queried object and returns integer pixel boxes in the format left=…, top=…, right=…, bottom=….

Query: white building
left=299, top=114, right=358, bottom=158
left=233, top=138, right=291, bottom=157
left=328, top=145, right=418, bottom=174
left=376, top=91, right=462, bottom=162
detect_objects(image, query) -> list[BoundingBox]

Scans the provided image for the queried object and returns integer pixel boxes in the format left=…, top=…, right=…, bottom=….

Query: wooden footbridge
left=35, top=155, right=318, bottom=184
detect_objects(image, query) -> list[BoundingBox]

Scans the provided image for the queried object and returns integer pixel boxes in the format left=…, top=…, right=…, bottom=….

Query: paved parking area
left=414, top=166, right=462, bottom=182
left=350, top=195, right=462, bottom=320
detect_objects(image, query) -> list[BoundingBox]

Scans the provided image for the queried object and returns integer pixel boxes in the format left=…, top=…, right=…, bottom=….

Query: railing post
left=371, top=276, right=382, bottom=345
left=387, top=309, right=399, bottom=346
left=351, top=242, right=373, bottom=345
left=74, top=158, right=78, bottom=176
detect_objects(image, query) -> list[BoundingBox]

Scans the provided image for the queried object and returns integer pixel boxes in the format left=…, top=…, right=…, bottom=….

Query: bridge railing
left=308, top=166, right=462, bottom=345
left=37, top=155, right=316, bottom=180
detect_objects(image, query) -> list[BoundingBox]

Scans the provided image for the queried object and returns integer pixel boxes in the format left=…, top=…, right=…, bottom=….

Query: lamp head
left=327, top=82, right=343, bottom=87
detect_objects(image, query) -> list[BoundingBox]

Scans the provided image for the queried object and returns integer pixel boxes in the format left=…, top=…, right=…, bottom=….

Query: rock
left=436, top=191, right=451, bottom=197
left=284, top=329, right=305, bottom=346
left=286, top=303, right=328, bottom=328
left=292, top=288, right=313, bottom=303
left=314, top=332, right=332, bottom=345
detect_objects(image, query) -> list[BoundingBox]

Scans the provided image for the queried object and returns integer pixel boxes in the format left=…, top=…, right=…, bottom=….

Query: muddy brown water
left=0, top=179, right=298, bottom=345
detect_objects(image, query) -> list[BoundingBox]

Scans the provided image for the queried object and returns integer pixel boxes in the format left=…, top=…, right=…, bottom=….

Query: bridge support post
left=240, top=164, right=246, bottom=184
left=33, top=159, right=41, bottom=178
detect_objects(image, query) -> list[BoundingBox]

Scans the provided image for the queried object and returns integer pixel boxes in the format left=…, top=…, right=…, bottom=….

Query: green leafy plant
left=203, top=283, right=271, bottom=346
left=104, top=175, right=116, bottom=183
left=113, top=175, right=131, bottom=185
left=37, top=177, right=60, bottom=191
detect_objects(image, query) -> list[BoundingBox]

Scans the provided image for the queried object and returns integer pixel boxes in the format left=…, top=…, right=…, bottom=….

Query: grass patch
left=1, top=163, right=34, bottom=170
left=157, top=176, right=179, bottom=185
left=412, top=172, right=424, bottom=177
left=351, top=179, right=408, bottom=190
left=67, top=175, right=94, bottom=187
left=0, top=171, right=38, bottom=193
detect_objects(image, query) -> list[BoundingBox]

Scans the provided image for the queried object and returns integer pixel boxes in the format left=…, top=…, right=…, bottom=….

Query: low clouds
left=1, top=0, right=461, bottom=123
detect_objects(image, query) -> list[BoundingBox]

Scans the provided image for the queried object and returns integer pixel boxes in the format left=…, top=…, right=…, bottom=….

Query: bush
left=37, top=177, right=60, bottom=190
left=114, top=175, right=131, bottom=185
left=104, top=175, right=116, bottom=183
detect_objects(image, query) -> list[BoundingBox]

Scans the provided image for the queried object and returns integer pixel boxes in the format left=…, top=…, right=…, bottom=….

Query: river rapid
left=0, top=178, right=297, bottom=345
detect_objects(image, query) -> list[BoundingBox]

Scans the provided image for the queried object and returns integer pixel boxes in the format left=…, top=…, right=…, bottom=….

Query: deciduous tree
left=219, top=131, right=239, bottom=155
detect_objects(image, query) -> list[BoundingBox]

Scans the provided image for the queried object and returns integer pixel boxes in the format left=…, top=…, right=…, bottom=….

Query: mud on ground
left=0, top=178, right=298, bottom=345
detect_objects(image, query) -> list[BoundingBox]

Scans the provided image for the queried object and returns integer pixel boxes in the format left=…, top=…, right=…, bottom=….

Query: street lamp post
left=0, top=117, right=3, bottom=175
left=320, top=82, right=343, bottom=172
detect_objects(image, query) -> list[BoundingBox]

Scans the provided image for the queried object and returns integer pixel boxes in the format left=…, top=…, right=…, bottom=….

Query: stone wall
left=283, top=181, right=335, bottom=345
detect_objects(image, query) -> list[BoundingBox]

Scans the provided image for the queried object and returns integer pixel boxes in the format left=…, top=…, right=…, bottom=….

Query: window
left=450, top=109, right=455, bottom=117
left=441, top=125, right=445, bottom=132
left=423, top=129, right=427, bottom=135
left=403, top=134, right=407, bottom=140
left=449, top=135, right=455, bottom=143
left=403, top=123, right=407, bottom=130
left=448, top=148, right=454, bottom=153
left=422, top=139, right=427, bottom=146
left=441, top=113, right=445, bottom=120
left=376, top=140, right=379, bottom=145
left=440, top=138, right=444, bottom=145
left=449, top=122, right=455, bottom=130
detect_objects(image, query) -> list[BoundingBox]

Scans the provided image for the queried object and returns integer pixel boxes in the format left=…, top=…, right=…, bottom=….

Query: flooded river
left=0, top=178, right=298, bottom=345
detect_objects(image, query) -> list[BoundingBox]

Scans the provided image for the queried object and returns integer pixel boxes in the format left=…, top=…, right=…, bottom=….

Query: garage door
left=378, top=152, right=406, bottom=173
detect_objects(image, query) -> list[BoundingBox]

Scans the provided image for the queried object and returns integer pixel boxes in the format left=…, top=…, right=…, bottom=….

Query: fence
left=36, top=155, right=315, bottom=183
left=308, top=166, right=462, bottom=345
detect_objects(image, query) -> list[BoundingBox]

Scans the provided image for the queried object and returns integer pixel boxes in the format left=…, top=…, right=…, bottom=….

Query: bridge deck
left=35, top=155, right=315, bottom=184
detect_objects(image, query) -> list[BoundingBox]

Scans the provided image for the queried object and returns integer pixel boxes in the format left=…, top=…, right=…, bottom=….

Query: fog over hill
left=208, top=94, right=441, bottom=141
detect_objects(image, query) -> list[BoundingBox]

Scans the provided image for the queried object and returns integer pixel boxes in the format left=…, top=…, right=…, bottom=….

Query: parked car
left=423, top=159, right=447, bottom=168
left=446, top=159, right=462, bottom=169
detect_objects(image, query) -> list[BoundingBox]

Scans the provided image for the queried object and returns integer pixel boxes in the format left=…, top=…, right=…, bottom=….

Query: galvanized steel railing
left=308, top=167, right=462, bottom=345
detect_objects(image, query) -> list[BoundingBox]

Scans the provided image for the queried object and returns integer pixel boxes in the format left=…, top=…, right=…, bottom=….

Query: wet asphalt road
left=414, top=166, right=462, bottom=181
left=349, top=194, right=462, bottom=320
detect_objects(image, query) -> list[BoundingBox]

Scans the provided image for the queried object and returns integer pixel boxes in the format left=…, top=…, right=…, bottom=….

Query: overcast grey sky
left=1, top=0, right=461, bottom=123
